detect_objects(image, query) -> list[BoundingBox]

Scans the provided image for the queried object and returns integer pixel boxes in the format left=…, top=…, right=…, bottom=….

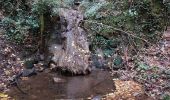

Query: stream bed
left=7, top=70, right=116, bottom=100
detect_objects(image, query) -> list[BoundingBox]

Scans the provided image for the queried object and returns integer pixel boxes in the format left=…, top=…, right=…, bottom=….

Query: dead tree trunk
left=48, top=8, right=91, bottom=75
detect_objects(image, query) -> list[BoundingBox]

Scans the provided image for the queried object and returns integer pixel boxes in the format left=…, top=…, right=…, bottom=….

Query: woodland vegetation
left=0, top=0, right=170, bottom=99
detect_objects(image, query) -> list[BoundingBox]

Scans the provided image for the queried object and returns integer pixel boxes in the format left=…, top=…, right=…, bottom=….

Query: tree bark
left=48, top=8, right=91, bottom=74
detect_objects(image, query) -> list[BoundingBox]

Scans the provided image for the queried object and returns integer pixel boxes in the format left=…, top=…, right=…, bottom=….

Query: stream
left=7, top=69, right=116, bottom=100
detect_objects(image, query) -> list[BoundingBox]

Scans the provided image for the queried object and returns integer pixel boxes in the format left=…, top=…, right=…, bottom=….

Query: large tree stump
left=48, top=8, right=90, bottom=74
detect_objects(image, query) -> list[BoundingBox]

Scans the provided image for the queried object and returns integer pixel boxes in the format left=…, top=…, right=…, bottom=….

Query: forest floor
left=0, top=32, right=24, bottom=92
left=0, top=28, right=170, bottom=99
left=112, top=28, right=170, bottom=99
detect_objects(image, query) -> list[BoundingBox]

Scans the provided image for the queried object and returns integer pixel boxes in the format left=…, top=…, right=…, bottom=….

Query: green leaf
left=103, top=49, right=114, bottom=57
left=113, top=56, right=123, bottom=66
left=163, top=94, right=170, bottom=100
left=138, top=63, right=149, bottom=70
left=0, top=93, right=8, bottom=98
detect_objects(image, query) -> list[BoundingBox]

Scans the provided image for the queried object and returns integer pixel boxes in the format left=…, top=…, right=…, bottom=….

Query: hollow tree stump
left=48, top=8, right=90, bottom=74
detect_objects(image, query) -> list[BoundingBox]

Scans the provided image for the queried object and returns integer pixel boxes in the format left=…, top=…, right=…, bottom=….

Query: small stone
left=50, top=63, right=56, bottom=69
left=166, top=75, right=170, bottom=79
left=4, top=70, right=10, bottom=75
left=34, top=62, right=45, bottom=72
left=92, top=95, right=102, bottom=100
left=6, top=65, right=11, bottom=68
left=133, top=92, right=140, bottom=96
left=53, top=77, right=66, bottom=83
left=164, top=69, right=170, bottom=75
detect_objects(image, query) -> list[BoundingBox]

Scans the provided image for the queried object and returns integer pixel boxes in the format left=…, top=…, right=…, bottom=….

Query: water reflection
left=8, top=70, right=115, bottom=100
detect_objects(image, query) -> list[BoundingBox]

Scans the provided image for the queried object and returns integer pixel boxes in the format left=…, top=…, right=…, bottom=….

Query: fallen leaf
left=1, top=98, right=8, bottom=100
left=0, top=93, right=8, bottom=98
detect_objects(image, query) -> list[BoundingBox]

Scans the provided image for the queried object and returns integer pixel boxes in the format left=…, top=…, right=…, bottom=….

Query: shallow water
left=8, top=70, right=115, bottom=100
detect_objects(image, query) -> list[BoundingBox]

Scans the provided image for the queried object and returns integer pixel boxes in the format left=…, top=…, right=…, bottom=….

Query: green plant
left=113, top=55, right=123, bottom=66
left=85, top=0, right=166, bottom=47
left=163, top=94, right=170, bottom=100
left=1, top=0, right=40, bottom=43
left=137, top=62, right=150, bottom=71
left=2, top=13, right=39, bottom=43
